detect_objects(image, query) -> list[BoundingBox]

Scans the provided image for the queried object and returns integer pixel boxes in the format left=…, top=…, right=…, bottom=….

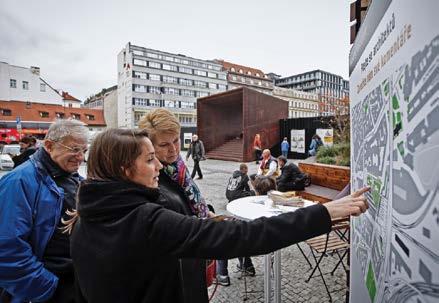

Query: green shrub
left=317, top=156, right=336, bottom=165
left=338, top=157, right=350, bottom=167
left=316, top=145, right=337, bottom=158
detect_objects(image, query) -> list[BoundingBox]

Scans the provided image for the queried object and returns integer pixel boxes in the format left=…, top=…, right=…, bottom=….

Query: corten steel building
left=197, top=87, right=288, bottom=162
left=215, top=59, right=274, bottom=94
left=275, top=70, right=350, bottom=116
left=117, top=43, right=228, bottom=128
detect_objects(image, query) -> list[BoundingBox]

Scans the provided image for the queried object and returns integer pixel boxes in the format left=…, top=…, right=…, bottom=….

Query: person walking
left=281, top=137, right=289, bottom=158
left=69, top=128, right=370, bottom=303
left=0, top=119, right=88, bottom=303
left=253, top=133, right=262, bottom=164
left=11, top=136, right=37, bottom=168
left=186, top=134, right=205, bottom=180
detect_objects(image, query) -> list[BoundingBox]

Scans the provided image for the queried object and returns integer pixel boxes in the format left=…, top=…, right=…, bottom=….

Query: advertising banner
left=290, top=129, right=305, bottom=153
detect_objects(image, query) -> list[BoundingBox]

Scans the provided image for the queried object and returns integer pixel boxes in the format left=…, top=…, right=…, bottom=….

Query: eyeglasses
left=55, top=141, right=88, bottom=155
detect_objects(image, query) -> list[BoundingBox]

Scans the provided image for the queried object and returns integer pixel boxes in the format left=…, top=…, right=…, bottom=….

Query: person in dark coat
left=276, top=156, right=307, bottom=191
left=217, top=164, right=256, bottom=286
left=11, top=136, right=37, bottom=168
left=69, top=128, right=370, bottom=303
left=186, top=134, right=205, bottom=179
left=139, top=109, right=211, bottom=302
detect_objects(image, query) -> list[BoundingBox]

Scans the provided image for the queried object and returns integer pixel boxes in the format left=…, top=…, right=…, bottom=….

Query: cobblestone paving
left=184, top=154, right=348, bottom=303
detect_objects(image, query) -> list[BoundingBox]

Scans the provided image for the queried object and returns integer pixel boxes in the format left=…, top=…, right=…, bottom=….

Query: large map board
left=350, top=1, right=439, bottom=302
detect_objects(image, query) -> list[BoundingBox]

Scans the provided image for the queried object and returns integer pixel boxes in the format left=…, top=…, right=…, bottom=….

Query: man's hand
left=323, top=187, right=370, bottom=219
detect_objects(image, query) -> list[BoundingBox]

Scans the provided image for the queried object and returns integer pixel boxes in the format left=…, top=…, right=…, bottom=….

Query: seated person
left=217, top=164, right=256, bottom=286
left=256, top=149, right=280, bottom=178
left=276, top=156, right=306, bottom=191
left=308, top=134, right=323, bottom=156
left=226, top=163, right=255, bottom=202
left=253, top=175, right=277, bottom=195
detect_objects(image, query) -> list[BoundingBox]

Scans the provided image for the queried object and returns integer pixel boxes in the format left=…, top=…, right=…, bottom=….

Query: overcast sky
left=0, top=0, right=352, bottom=100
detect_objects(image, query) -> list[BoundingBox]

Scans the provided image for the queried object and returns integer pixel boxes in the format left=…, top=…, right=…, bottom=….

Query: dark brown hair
left=63, top=128, right=149, bottom=234
left=253, top=176, right=276, bottom=195
left=87, top=128, right=149, bottom=181
left=20, top=136, right=37, bottom=145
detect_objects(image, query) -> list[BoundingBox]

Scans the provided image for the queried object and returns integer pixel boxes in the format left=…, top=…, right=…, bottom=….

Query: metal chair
left=303, top=217, right=350, bottom=302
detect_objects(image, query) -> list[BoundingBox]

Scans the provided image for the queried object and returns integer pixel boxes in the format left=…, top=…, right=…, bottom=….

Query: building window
left=241, top=77, right=246, bottom=83
left=162, top=64, right=178, bottom=71
left=218, top=84, right=227, bottom=90
left=146, top=52, right=160, bottom=59
left=194, top=80, right=207, bottom=88
left=218, top=74, right=227, bottom=80
left=164, top=100, right=176, bottom=108
left=164, top=56, right=174, bottom=62
left=149, top=74, right=161, bottom=81
left=179, top=78, right=193, bottom=86
left=149, top=99, right=161, bottom=107
left=163, top=87, right=179, bottom=95
left=22, top=81, right=29, bottom=90
left=39, top=111, right=49, bottom=118
left=40, top=83, right=46, bottom=92
left=56, top=112, right=65, bottom=118
left=179, top=67, right=192, bottom=74
left=10, top=79, right=16, bottom=88
left=86, top=114, right=95, bottom=121
left=133, top=84, right=147, bottom=92
left=256, top=73, right=260, bottom=77
left=247, top=71, right=252, bottom=75
left=133, top=71, right=147, bottom=79
left=196, top=91, right=209, bottom=98
left=239, top=69, right=243, bottom=73
left=133, top=59, right=147, bottom=66
left=208, top=83, right=217, bottom=89
left=181, top=89, right=194, bottom=97
left=163, top=76, right=178, bottom=84
left=194, top=70, right=207, bottom=77
left=207, top=72, right=217, bottom=79
left=230, top=67, right=235, bottom=72
left=132, top=50, right=144, bottom=56
left=149, top=86, right=162, bottom=94
left=231, top=75, right=237, bottom=81
left=1, top=109, right=12, bottom=116
left=71, top=113, right=80, bottom=120
left=148, top=61, right=161, bottom=69
left=180, top=101, right=194, bottom=109
left=133, top=98, right=148, bottom=106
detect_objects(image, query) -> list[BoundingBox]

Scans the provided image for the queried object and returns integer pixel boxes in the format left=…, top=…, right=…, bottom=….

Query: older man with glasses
left=0, top=119, right=88, bottom=303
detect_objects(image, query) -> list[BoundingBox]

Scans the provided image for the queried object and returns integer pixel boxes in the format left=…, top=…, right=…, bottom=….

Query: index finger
left=351, top=186, right=371, bottom=198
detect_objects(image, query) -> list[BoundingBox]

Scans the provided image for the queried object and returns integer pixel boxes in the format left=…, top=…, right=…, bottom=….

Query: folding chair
left=303, top=217, right=350, bottom=302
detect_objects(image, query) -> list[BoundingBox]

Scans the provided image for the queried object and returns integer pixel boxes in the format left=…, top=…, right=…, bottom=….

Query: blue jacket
left=0, top=154, right=64, bottom=302
left=281, top=140, right=290, bottom=152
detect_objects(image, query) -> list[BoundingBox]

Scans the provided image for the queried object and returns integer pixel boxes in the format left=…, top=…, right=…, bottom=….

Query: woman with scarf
left=70, top=128, right=369, bottom=302
left=139, top=109, right=211, bottom=302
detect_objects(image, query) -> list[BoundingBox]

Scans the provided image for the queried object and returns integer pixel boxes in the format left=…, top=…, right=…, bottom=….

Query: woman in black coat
left=70, top=128, right=369, bottom=303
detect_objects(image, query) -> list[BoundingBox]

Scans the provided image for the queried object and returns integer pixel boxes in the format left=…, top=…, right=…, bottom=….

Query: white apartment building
left=83, top=87, right=118, bottom=128
left=117, top=43, right=228, bottom=128
left=0, top=62, right=63, bottom=105
left=272, top=87, right=320, bottom=118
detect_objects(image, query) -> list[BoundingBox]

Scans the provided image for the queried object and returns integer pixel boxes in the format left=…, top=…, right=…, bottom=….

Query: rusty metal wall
left=197, top=89, right=243, bottom=158
left=197, top=87, right=288, bottom=162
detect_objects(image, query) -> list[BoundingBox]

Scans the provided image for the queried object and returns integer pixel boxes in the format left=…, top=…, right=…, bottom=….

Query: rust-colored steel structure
left=197, top=87, right=288, bottom=162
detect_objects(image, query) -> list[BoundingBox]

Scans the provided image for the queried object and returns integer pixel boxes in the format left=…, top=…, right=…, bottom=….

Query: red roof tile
left=62, top=92, right=81, bottom=102
left=0, top=101, right=106, bottom=126
left=216, top=60, right=267, bottom=78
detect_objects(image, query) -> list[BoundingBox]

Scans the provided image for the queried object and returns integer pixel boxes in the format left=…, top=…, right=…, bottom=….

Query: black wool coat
left=71, top=180, right=331, bottom=303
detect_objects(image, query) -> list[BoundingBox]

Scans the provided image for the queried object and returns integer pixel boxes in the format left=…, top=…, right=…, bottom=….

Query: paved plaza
left=185, top=155, right=348, bottom=303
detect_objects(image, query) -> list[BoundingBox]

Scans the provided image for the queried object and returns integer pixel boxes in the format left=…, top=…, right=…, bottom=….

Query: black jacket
left=225, top=170, right=255, bottom=202
left=187, top=140, right=205, bottom=160
left=158, top=170, right=207, bottom=303
left=12, top=147, right=37, bottom=168
left=71, top=180, right=331, bottom=303
left=277, top=163, right=306, bottom=191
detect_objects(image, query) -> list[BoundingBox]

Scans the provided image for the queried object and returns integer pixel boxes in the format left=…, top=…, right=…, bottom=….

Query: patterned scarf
left=162, top=155, right=209, bottom=218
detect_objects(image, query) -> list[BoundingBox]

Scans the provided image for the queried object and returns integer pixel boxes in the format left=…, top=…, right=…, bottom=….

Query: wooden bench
left=298, top=162, right=350, bottom=203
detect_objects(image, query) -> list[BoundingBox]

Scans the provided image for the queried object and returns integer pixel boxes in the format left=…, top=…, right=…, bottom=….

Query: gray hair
left=45, top=119, right=89, bottom=142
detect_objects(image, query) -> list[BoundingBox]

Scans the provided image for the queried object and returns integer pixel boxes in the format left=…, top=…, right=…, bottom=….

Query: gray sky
left=0, top=0, right=352, bottom=100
